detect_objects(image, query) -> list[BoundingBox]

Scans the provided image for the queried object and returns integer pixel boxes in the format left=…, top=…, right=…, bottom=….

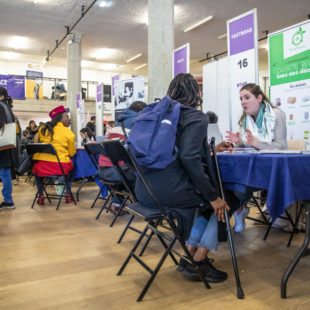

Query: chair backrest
left=26, top=143, right=57, bottom=156
left=287, top=140, right=306, bottom=151
left=101, top=139, right=137, bottom=200
left=26, top=143, right=65, bottom=175
left=103, top=139, right=166, bottom=214
left=84, top=142, right=107, bottom=170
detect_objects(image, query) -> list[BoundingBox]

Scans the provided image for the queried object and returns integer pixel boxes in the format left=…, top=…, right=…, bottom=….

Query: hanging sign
left=227, top=9, right=258, bottom=131
left=173, top=43, right=190, bottom=77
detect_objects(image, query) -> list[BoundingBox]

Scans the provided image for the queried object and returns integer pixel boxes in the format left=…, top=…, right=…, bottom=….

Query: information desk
left=217, top=153, right=310, bottom=298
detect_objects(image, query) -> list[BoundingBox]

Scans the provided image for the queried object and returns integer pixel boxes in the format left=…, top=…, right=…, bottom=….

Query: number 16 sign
left=227, top=9, right=258, bottom=132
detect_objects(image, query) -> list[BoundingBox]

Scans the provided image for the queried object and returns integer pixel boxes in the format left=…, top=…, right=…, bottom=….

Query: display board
left=269, top=20, right=310, bottom=149
left=114, top=76, right=144, bottom=120
left=76, top=93, right=84, bottom=146
left=0, top=75, right=25, bottom=100
left=202, top=57, right=230, bottom=136
left=26, top=70, right=43, bottom=99
left=227, top=9, right=258, bottom=131
left=96, top=84, right=104, bottom=136
left=173, top=43, right=190, bottom=77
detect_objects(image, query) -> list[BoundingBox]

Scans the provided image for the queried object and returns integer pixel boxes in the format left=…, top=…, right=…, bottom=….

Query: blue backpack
left=127, top=96, right=181, bottom=170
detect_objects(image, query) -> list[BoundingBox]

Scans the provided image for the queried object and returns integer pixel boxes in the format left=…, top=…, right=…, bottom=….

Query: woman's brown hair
left=238, top=83, right=275, bottom=127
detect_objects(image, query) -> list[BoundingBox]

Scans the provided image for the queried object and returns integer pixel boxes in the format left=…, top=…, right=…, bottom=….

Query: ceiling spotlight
left=99, top=1, right=113, bottom=8
left=217, top=33, right=227, bottom=40
left=184, top=15, right=213, bottom=33
left=126, top=53, right=142, bottom=63
left=134, top=63, right=147, bottom=71
left=68, top=39, right=73, bottom=45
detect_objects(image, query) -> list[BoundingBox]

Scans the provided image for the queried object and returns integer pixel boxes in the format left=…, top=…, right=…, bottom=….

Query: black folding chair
left=210, top=138, right=244, bottom=299
left=104, top=139, right=210, bottom=302
left=26, top=143, right=76, bottom=211
left=84, top=142, right=133, bottom=226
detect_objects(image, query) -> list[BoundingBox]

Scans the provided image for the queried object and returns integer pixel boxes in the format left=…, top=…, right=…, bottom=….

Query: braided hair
left=40, top=113, right=64, bottom=138
left=167, top=73, right=202, bottom=108
left=238, top=83, right=275, bottom=127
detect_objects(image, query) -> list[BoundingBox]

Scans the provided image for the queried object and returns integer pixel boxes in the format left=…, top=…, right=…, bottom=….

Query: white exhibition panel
left=202, top=57, right=230, bottom=137
left=228, top=48, right=257, bottom=132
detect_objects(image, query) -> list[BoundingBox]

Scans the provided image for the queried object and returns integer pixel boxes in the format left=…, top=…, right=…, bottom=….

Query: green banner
left=269, top=22, right=310, bottom=86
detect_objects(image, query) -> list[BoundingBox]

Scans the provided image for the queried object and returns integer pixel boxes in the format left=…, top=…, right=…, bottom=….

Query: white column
left=148, top=0, right=174, bottom=103
left=67, top=32, right=81, bottom=137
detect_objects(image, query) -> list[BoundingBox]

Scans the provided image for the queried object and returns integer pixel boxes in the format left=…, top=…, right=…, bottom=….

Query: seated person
left=26, top=120, right=38, bottom=142
left=134, top=73, right=239, bottom=283
left=226, top=83, right=287, bottom=232
left=32, top=106, right=76, bottom=204
left=80, top=127, right=94, bottom=146
left=97, top=101, right=147, bottom=214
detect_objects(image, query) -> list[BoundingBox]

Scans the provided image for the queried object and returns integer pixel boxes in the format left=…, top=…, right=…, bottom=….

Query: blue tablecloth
left=217, top=153, right=310, bottom=221
left=71, top=148, right=98, bottom=179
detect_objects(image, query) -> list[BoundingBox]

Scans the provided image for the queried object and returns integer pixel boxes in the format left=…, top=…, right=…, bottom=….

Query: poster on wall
left=227, top=9, right=258, bottom=131
left=0, top=75, right=25, bottom=99
left=173, top=43, right=190, bottom=77
left=112, top=74, right=120, bottom=96
left=26, top=70, right=43, bottom=99
left=114, top=76, right=144, bottom=120
left=269, top=20, right=310, bottom=149
left=96, top=84, right=104, bottom=136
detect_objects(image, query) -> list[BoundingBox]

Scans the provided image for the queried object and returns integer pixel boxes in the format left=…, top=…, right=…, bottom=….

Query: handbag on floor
left=0, top=101, right=16, bottom=151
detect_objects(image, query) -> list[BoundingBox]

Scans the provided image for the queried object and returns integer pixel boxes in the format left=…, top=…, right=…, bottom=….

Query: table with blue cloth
left=71, top=148, right=98, bottom=201
left=217, top=152, right=310, bottom=298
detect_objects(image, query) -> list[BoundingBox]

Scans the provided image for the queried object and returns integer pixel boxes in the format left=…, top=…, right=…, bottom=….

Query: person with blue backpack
left=131, top=73, right=239, bottom=283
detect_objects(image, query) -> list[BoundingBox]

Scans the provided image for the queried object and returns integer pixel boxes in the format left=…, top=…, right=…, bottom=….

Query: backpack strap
left=0, top=101, right=13, bottom=123
left=120, top=121, right=128, bottom=140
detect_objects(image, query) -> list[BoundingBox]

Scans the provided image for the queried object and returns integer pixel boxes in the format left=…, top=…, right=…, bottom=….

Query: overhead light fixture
left=7, top=36, right=30, bottom=50
left=0, top=51, right=21, bottom=60
left=92, top=48, right=119, bottom=60
left=184, top=15, right=213, bottom=33
left=100, top=63, right=118, bottom=70
left=217, top=33, right=227, bottom=40
left=126, top=53, right=142, bottom=63
left=99, top=1, right=113, bottom=8
left=81, top=60, right=93, bottom=67
left=134, top=63, right=147, bottom=71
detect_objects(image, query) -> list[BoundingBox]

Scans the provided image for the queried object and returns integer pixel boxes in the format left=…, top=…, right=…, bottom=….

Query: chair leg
left=117, top=214, right=135, bottom=244
left=91, top=186, right=109, bottom=209
left=56, top=186, right=65, bottom=211
left=139, top=230, right=154, bottom=256
left=136, top=236, right=177, bottom=302
left=110, top=196, right=128, bottom=227
left=117, top=223, right=150, bottom=276
left=95, top=197, right=112, bottom=220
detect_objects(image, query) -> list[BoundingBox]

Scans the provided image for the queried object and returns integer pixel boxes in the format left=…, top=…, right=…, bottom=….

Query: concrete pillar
left=67, top=32, right=81, bottom=137
left=148, top=0, right=174, bottom=103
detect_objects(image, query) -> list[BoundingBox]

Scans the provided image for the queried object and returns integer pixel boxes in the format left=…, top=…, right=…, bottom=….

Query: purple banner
left=0, top=75, right=25, bottom=100
left=76, top=93, right=81, bottom=108
left=229, top=13, right=254, bottom=56
left=112, top=75, right=120, bottom=96
left=97, top=84, right=103, bottom=103
left=174, top=45, right=188, bottom=77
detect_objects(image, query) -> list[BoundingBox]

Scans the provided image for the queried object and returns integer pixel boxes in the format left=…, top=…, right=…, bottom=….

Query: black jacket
left=135, top=108, right=219, bottom=238
left=0, top=101, right=16, bottom=169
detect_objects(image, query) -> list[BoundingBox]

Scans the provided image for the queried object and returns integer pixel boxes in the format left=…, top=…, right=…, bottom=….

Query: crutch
left=210, top=137, right=244, bottom=299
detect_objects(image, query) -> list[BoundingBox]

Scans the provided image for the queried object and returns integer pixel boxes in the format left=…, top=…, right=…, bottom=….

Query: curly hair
left=167, top=73, right=202, bottom=108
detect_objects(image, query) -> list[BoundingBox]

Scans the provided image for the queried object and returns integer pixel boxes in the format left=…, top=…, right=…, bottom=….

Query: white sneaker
left=234, top=207, right=250, bottom=232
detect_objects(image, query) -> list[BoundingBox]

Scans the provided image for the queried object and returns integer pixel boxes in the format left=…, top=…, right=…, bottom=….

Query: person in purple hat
left=32, top=105, right=76, bottom=204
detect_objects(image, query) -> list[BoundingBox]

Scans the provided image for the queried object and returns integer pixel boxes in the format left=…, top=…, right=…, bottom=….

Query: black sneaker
left=0, top=202, right=15, bottom=210
left=183, top=258, right=227, bottom=283
left=176, top=257, right=190, bottom=273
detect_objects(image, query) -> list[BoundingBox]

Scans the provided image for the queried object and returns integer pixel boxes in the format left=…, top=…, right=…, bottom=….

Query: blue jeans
left=0, top=168, right=13, bottom=203
left=94, top=175, right=108, bottom=198
left=187, top=213, right=219, bottom=251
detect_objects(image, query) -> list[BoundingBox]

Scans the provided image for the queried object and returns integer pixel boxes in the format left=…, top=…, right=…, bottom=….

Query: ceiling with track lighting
left=0, top=0, right=309, bottom=75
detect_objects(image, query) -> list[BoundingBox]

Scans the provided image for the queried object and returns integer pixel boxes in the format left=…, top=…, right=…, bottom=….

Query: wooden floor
left=0, top=179, right=309, bottom=310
